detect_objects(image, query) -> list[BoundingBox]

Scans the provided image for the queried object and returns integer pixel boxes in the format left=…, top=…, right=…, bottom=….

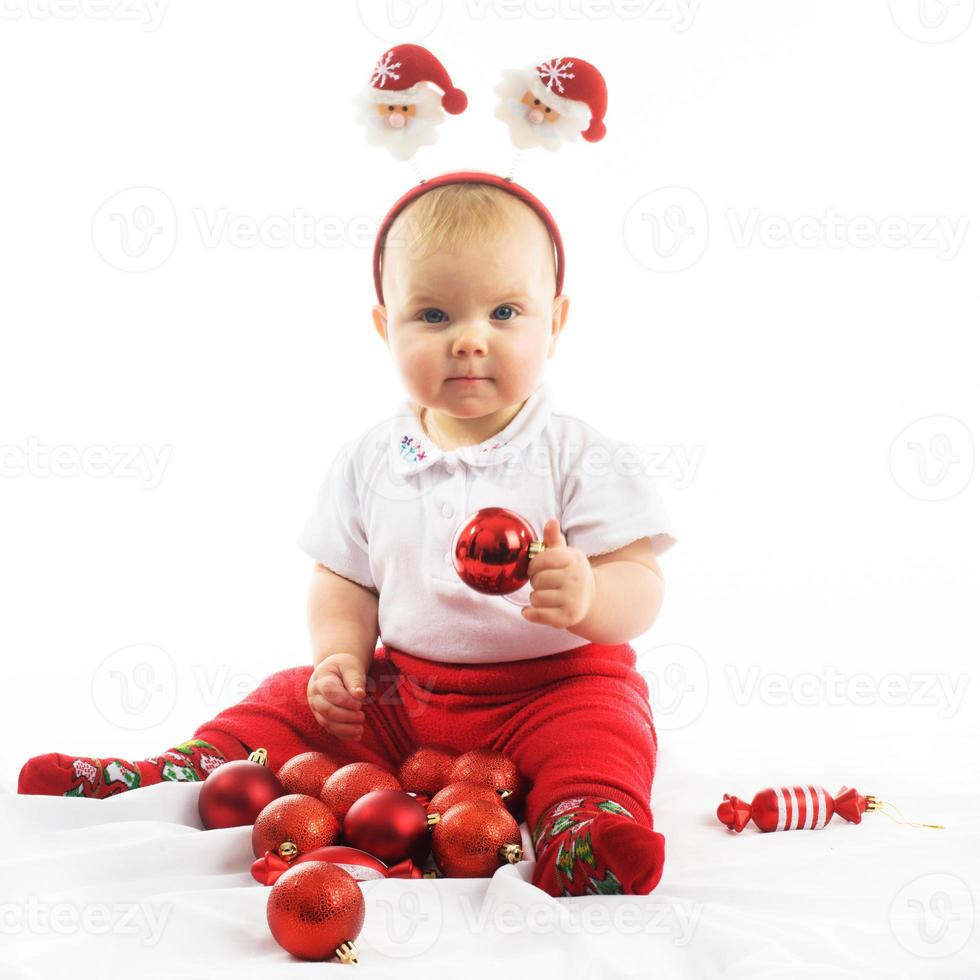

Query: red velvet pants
left=193, top=641, right=660, bottom=842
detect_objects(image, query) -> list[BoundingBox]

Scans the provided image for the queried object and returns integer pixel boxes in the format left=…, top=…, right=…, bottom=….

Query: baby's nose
left=387, top=112, right=406, bottom=129
left=527, top=108, right=544, bottom=125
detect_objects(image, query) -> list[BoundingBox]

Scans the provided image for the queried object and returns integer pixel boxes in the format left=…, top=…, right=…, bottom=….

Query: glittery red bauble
left=198, top=755, right=285, bottom=830
left=452, top=507, right=544, bottom=595
left=428, top=781, right=505, bottom=817
left=432, top=800, right=523, bottom=878
left=252, top=793, right=341, bottom=859
left=320, top=762, right=402, bottom=819
left=266, top=861, right=365, bottom=962
left=448, top=749, right=526, bottom=818
left=398, top=745, right=457, bottom=796
left=343, top=789, right=433, bottom=866
left=276, top=752, right=341, bottom=798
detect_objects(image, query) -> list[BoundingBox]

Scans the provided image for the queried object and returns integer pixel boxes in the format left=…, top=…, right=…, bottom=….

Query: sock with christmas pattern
left=530, top=794, right=666, bottom=897
left=17, top=730, right=251, bottom=798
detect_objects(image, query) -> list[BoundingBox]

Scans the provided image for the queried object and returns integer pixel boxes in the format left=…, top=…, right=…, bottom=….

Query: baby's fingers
left=316, top=672, right=363, bottom=710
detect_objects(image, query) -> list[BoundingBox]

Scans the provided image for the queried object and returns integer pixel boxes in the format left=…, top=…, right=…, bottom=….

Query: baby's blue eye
left=492, top=305, right=516, bottom=320
left=420, top=309, right=447, bottom=324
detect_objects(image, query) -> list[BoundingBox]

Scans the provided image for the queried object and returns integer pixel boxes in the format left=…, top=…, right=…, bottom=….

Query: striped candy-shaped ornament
left=717, top=784, right=873, bottom=833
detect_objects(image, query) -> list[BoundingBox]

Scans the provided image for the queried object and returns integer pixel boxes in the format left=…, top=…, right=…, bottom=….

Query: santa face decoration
left=354, top=44, right=468, bottom=162
left=495, top=57, right=608, bottom=151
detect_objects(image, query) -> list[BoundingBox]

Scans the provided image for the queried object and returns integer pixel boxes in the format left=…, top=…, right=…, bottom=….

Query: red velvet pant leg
left=191, top=652, right=419, bottom=775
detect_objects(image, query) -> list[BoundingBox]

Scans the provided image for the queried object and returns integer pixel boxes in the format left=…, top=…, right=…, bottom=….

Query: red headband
left=372, top=171, right=565, bottom=305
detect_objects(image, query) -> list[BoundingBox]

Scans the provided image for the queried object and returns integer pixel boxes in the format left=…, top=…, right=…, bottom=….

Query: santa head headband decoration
left=355, top=45, right=608, bottom=304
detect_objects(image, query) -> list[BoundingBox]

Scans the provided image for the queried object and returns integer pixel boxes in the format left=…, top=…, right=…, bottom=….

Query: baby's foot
left=531, top=795, right=665, bottom=897
left=18, top=732, right=249, bottom=798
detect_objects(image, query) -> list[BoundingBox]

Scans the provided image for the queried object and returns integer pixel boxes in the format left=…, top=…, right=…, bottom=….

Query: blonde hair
left=380, top=182, right=556, bottom=290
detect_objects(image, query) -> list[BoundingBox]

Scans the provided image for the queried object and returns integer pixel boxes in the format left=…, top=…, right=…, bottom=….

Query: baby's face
left=373, top=206, right=568, bottom=420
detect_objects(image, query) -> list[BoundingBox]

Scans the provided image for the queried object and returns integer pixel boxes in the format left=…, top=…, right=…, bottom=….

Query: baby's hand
left=308, top=653, right=367, bottom=741
left=521, top=518, right=597, bottom=630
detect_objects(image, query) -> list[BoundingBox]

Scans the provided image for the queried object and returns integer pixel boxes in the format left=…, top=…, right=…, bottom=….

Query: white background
left=0, top=2, right=978, bottom=969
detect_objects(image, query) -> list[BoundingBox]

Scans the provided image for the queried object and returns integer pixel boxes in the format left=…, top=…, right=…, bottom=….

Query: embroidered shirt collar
left=390, top=379, right=554, bottom=476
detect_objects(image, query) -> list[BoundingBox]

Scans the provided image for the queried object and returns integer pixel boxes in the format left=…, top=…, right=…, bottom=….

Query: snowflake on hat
left=354, top=44, right=468, bottom=161
left=494, top=56, right=608, bottom=152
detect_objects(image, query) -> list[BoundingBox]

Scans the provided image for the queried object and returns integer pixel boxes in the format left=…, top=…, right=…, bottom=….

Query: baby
left=19, top=177, right=677, bottom=898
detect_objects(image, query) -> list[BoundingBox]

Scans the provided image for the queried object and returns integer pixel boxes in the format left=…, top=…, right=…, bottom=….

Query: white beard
left=353, top=85, right=446, bottom=162
left=493, top=69, right=589, bottom=152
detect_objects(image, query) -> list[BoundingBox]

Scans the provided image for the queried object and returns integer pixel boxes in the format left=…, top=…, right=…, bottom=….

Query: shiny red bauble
left=320, top=762, right=401, bottom=819
left=428, top=780, right=506, bottom=817
left=276, top=751, right=341, bottom=798
left=431, top=800, right=523, bottom=878
left=451, top=507, right=546, bottom=595
left=252, top=793, right=341, bottom=859
left=344, top=789, right=436, bottom=866
left=266, top=861, right=364, bottom=962
left=398, top=745, right=456, bottom=796
left=198, top=748, right=285, bottom=830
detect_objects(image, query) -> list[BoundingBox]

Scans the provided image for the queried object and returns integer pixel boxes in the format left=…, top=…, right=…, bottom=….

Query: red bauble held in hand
left=198, top=748, right=284, bottom=830
left=432, top=800, right=523, bottom=877
left=252, top=794, right=341, bottom=859
left=266, top=861, right=364, bottom=963
left=276, top=752, right=340, bottom=798
left=344, top=789, right=439, bottom=867
left=452, top=507, right=548, bottom=595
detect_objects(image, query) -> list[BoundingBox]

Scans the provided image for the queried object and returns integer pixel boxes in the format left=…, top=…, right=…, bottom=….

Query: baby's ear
left=552, top=293, right=570, bottom=329
left=372, top=304, right=389, bottom=344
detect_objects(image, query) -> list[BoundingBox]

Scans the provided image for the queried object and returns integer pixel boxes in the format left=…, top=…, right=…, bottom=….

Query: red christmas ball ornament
left=398, top=745, right=457, bottom=796
left=448, top=749, right=525, bottom=817
left=276, top=752, right=341, bottom=798
left=428, top=781, right=506, bottom=817
left=320, top=762, right=402, bottom=820
left=252, top=843, right=428, bottom=886
left=343, top=789, right=439, bottom=867
left=451, top=507, right=547, bottom=595
left=198, top=748, right=285, bottom=830
left=432, top=800, right=523, bottom=877
left=266, top=861, right=364, bottom=963
left=252, top=793, right=341, bottom=860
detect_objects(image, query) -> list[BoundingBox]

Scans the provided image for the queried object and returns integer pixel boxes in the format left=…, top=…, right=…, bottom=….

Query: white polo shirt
left=297, top=378, right=678, bottom=664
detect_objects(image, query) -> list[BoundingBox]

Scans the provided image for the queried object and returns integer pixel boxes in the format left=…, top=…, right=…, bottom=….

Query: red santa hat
left=528, top=57, right=607, bottom=142
left=366, top=43, right=468, bottom=114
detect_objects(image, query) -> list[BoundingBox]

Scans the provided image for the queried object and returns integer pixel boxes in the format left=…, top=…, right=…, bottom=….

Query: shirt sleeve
left=561, top=436, right=679, bottom=559
left=296, top=439, right=376, bottom=590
